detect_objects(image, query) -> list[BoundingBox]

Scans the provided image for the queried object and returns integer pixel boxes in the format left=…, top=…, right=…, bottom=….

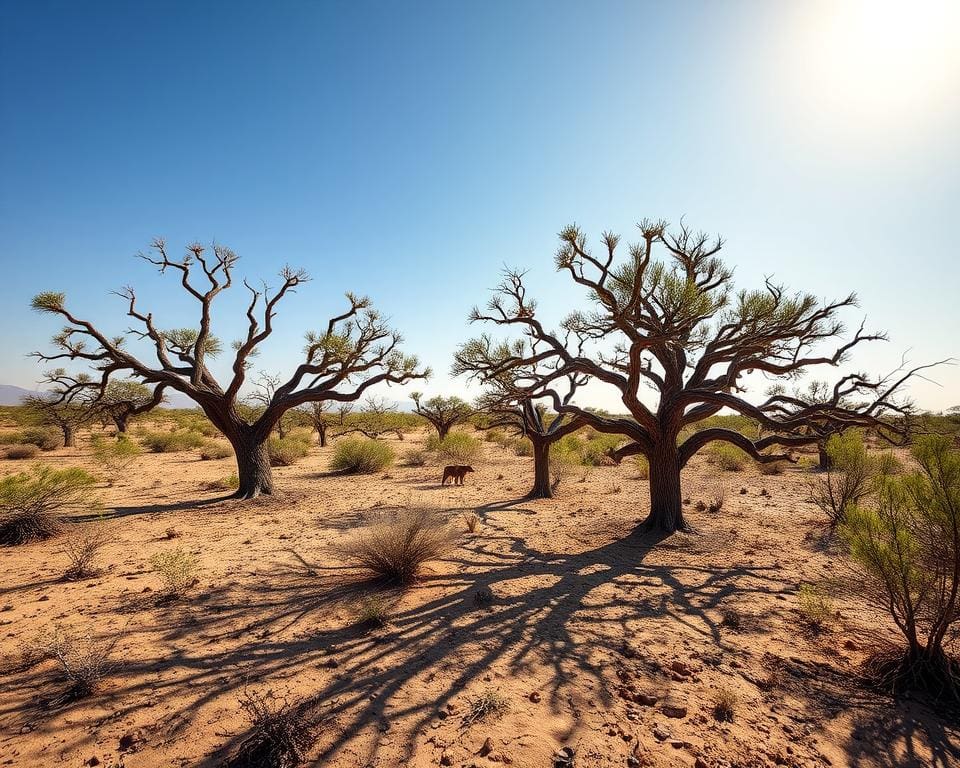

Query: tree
left=303, top=400, right=350, bottom=447
left=454, top=335, right=586, bottom=498
left=336, top=396, right=407, bottom=441
left=842, top=435, right=960, bottom=701
left=469, top=220, right=938, bottom=532
left=22, top=370, right=100, bottom=448
left=96, top=379, right=165, bottom=434
left=410, top=393, right=473, bottom=440
left=247, top=371, right=291, bottom=439
left=32, top=239, right=428, bottom=498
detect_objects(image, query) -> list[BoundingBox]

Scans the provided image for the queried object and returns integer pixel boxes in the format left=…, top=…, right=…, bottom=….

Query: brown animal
left=442, top=465, right=474, bottom=486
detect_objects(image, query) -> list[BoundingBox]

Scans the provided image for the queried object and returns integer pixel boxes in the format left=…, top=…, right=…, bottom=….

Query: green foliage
left=268, top=435, right=311, bottom=466
left=150, top=546, right=199, bottom=595
left=707, top=443, right=749, bottom=472
left=199, top=441, right=234, bottom=460
left=330, top=438, right=395, bottom=474
left=548, top=443, right=579, bottom=493
left=797, top=584, right=834, bottom=628
left=0, top=427, right=61, bottom=451
left=841, top=435, right=960, bottom=694
left=90, top=435, right=141, bottom=483
left=206, top=473, right=240, bottom=491
left=510, top=437, right=533, bottom=457
left=140, top=429, right=206, bottom=453
left=631, top=454, right=649, bottom=479
left=0, top=465, right=99, bottom=545
left=809, top=431, right=875, bottom=525
left=429, top=431, right=481, bottom=464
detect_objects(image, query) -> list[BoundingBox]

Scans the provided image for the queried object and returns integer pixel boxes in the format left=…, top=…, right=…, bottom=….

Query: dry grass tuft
left=40, top=624, right=120, bottom=699
left=712, top=687, right=738, bottom=721
left=797, top=583, right=834, bottom=629
left=3, top=444, right=41, bottom=460
left=150, top=546, right=199, bottom=596
left=226, top=688, right=314, bottom=768
left=338, top=508, right=454, bottom=585
left=463, top=512, right=480, bottom=533
left=62, top=529, right=108, bottom=580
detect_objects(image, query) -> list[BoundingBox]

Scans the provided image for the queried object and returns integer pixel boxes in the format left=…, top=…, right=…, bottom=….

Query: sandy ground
left=1, top=427, right=958, bottom=768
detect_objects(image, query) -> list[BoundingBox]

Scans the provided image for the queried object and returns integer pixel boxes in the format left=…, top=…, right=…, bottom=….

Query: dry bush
left=90, top=434, right=141, bottom=484
left=199, top=441, right=233, bottom=460
left=720, top=608, right=742, bottom=630
left=3, top=444, right=40, bottom=460
left=338, top=508, right=454, bottom=585
left=484, top=428, right=505, bottom=443
left=428, top=432, right=481, bottom=464
left=607, top=483, right=622, bottom=494
left=797, top=584, right=834, bottom=629
left=226, top=688, right=313, bottom=768
left=712, top=687, right=738, bottom=722
left=0, top=466, right=98, bottom=546
left=402, top=448, right=428, bottom=467
left=707, top=487, right=726, bottom=514
left=141, top=429, right=205, bottom=453
left=268, top=435, right=310, bottom=466
left=150, top=546, right=199, bottom=596
left=19, top=427, right=62, bottom=451
left=548, top=446, right=578, bottom=493
left=463, top=689, right=510, bottom=726
left=354, top=595, right=391, bottom=627
left=510, top=437, right=533, bottom=457
left=809, top=431, right=875, bottom=525
left=330, top=438, right=394, bottom=474
left=631, top=455, right=649, bottom=479
left=707, top=443, right=749, bottom=471
left=40, top=624, right=119, bottom=699
left=463, top=512, right=480, bottom=533
left=62, top=529, right=107, bottom=579
left=205, top=473, right=240, bottom=491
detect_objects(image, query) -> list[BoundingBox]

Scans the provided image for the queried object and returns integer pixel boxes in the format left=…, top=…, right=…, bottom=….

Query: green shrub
left=199, top=441, right=234, bottom=460
left=402, top=449, right=428, bottom=467
left=91, top=435, right=141, bottom=483
left=4, top=444, right=40, bottom=460
left=841, top=435, right=960, bottom=698
left=707, top=443, right=749, bottom=471
left=549, top=445, right=579, bottom=493
left=330, top=438, right=395, bottom=474
left=432, top=432, right=481, bottom=464
left=206, top=473, right=240, bottom=491
left=510, top=437, right=533, bottom=457
left=484, top=428, right=505, bottom=443
left=19, top=428, right=62, bottom=451
left=150, top=547, right=199, bottom=595
left=631, top=455, right=649, bottom=479
left=797, top=584, right=834, bottom=629
left=141, top=430, right=206, bottom=453
left=876, top=451, right=905, bottom=476
left=0, top=466, right=98, bottom=545
left=809, top=431, right=875, bottom=525
left=268, top=436, right=310, bottom=466
left=579, top=433, right=622, bottom=466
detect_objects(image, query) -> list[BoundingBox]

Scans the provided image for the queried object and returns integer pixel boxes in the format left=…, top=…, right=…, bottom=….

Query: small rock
left=440, top=754, right=454, bottom=766
left=660, top=700, right=688, bottom=719
left=670, top=660, right=691, bottom=676
left=479, top=737, right=494, bottom=756
left=652, top=726, right=671, bottom=741
left=87, top=759, right=101, bottom=767
left=529, top=691, right=541, bottom=703
left=119, top=729, right=144, bottom=751
left=695, top=758, right=709, bottom=768
left=635, top=693, right=658, bottom=706
left=843, top=639, right=858, bottom=651
left=38, top=595, right=50, bottom=602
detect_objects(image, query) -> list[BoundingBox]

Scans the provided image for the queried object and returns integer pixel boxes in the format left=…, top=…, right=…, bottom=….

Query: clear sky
left=1, top=0, right=958, bottom=411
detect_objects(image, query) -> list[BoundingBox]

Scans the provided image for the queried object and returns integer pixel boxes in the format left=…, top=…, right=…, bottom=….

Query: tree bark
left=317, top=423, right=327, bottom=447
left=113, top=414, right=129, bottom=434
left=230, top=431, right=273, bottom=499
left=62, top=424, right=75, bottom=448
left=818, top=442, right=832, bottom=470
left=527, top=438, right=553, bottom=499
left=437, top=423, right=450, bottom=440
left=643, top=443, right=686, bottom=532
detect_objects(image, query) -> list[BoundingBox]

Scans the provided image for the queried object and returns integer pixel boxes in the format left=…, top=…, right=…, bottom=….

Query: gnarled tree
left=469, top=220, right=937, bottom=532
left=32, top=239, right=427, bottom=498
left=454, top=335, right=586, bottom=498
left=410, top=393, right=473, bottom=440
left=22, top=371, right=100, bottom=448
left=96, top=379, right=166, bottom=434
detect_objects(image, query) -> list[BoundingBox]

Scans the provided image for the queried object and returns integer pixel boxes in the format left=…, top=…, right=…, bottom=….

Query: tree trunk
left=527, top=438, right=552, bottom=499
left=317, top=423, right=327, bottom=447
left=437, top=423, right=450, bottom=441
left=818, top=442, right=832, bottom=470
left=643, top=444, right=686, bottom=532
left=277, top=419, right=287, bottom=440
left=62, top=424, right=75, bottom=448
left=113, top=414, right=129, bottom=434
left=230, top=432, right=273, bottom=499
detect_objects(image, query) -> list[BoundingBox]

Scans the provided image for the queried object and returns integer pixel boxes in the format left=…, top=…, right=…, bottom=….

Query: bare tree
left=454, top=335, right=586, bottom=498
left=468, top=220, right=942, bottom=532
left=302, top=400, right=351, bottom=447
left=410, top=393, right=473, bottom=440
left=32, top=239, right=428, bottom=498
left=247, top=371, right=290, bottom=439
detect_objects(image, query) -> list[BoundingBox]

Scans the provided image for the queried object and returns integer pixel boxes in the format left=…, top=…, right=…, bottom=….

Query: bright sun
left=784, top=0, right=960, bottom=141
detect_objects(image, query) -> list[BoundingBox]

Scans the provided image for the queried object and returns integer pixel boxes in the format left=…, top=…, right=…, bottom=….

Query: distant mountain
left=0, top=384, right=44, bottom=406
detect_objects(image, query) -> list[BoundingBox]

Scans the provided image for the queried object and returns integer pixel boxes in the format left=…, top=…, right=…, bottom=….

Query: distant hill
left=0, top=384, right=44, bottom=406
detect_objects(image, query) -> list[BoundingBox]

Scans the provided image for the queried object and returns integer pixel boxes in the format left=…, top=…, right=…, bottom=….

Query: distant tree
left=247, top=371, right=291, bottom=439
left=468, top=220, right=941, bottom=532
left=410, top=393, right=473, bottom=440
left=97, top=379, right=166, bottom=434
left=22, top=371, right=100, bottom=448
left=454, top=335, right=586, bottom=498
left=303, top=400, right=351, bottom=447
left=32, top=239, right=427, bottom=498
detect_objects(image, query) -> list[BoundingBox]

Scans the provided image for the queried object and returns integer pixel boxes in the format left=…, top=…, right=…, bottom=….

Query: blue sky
left=1, top=1, right=958, bottom=411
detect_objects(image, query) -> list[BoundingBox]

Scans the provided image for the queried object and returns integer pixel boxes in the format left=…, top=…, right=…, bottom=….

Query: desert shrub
left=268, top=435, right=310, bottom=467
left=354, top=595, right=390, bottom=627
left=757, top=458, right=787, bottom=475
left=0, top=432, right=21, bottom=445
left=463, top=512, right=480, bottom=533
left=510, top=437, right=533, bottom=457
left=402, top=448, right=428, bottom=467
left=462, top=688, right=510, bottom=726
left=809, top=431, right=875, bottom=525
left=141, top=429, right=205, bottom=453
left=549, top=445, right=579, bottom=493
left=631, top=454, right=649, bottom=479
left=579, top=433, right=623, bottom=466
left=40, top=624, right=119, bottom=698
left=3, top=444, right=40, bottom=460
left=0, top=466, right=98, bottom=546
left=90, top=435, right=141, bottom=484
left=62, top=529, right=107, bottom=579
left=199, top=441, right=233, bottom=460
left=797, top=584, right=834, bottom=629
left=707, top=487, right=726, bottom=514
left=876, top=451, right=905, bottom=476
left=206, top=473, right=240, bottom=491
left=330, top=438, right=394, bottom=474
left=484, top=428, right=505, bottom=443
left=707, top=443, right=749, bottom=471
left=19, top=427, right=62, bottom=451
left=841, top=435, right=960, bottom=700
left=150, top=546, right=199, bottom=595
left=432, top=432, right=481, bottom=464
left=712, top=688, right=738, bottom=722
left=338, top=508, right=454, bottom=584
left=227, top=688, right=313, bottom=768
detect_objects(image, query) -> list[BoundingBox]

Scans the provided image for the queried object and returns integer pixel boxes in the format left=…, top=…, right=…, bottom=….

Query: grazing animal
left=442, top=465, right=474, bottom=486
